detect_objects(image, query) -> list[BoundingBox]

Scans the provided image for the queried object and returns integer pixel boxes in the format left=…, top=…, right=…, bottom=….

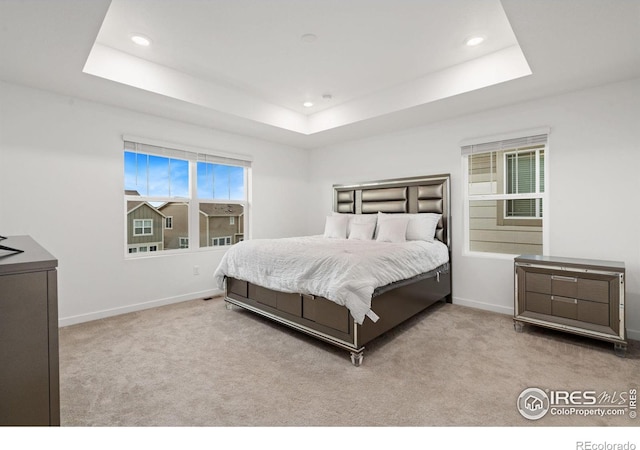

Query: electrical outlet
left=193, top=265, right=200, bottom=275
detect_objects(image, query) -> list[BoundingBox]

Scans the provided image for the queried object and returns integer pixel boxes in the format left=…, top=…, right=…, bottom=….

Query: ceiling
left=1, top=0, right=639, bottom=149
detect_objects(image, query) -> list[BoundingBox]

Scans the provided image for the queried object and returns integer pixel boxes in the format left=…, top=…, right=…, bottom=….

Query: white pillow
left=332, top=212, right=377, bottom=236
left=406, top=213, right=442, bottom=243
left=348, top=221, right=376, bottom=240
left=323, top=214, right=348, bottom=239
left=375, top=212, right=403, bottom=238
left=375, top=216, right=409, bottom=243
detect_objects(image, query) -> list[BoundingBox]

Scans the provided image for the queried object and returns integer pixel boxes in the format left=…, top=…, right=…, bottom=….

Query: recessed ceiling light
left=465, top=36, right=485, bottom=47
left=131, top=34, right=152, bottom=47
left=303, top=101, right=314, bottom=108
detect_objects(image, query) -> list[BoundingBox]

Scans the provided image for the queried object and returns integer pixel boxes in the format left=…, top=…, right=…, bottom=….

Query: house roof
left=127, top=201, right=166, bottom=217
left=199, top=204, right=243, bottom=217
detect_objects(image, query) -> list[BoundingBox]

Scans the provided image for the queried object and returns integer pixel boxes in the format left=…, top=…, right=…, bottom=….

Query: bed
left=214, top=174, right=451, bottom=366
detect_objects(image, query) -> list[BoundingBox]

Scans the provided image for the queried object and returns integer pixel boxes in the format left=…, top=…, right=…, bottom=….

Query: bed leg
left=350, top=351, right=364, bottom=367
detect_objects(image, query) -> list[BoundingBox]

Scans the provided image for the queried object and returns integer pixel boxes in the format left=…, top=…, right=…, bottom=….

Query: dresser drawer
left=525, top=272, right=551, bottom=294
left=577, top=300, right=609, bottom=326
left=525, top=292, right=551, bottom=315
left=551, top=275, right=578, bottom=298
left=551, top=295, right=578, bottom=320
left=577, top=278, right=609, bottom=304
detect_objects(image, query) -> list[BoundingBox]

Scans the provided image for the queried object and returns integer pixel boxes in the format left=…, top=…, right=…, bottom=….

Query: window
left=504, top=149, right=544, bottom=220
left=462, top=132, right=548, bottom=256
left=133, top=219, right=153, bottom=236
left=212, top=236, right=232, bottom=247
left=124, top=138, right=251, bottom=257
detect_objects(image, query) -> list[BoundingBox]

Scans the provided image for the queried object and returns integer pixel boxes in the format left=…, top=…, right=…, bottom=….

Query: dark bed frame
left=224, top=174, right=451, bottom=366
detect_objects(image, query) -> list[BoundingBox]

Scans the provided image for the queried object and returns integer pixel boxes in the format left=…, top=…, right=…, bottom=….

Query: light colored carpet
left=58, top=297, right=639, bottom=427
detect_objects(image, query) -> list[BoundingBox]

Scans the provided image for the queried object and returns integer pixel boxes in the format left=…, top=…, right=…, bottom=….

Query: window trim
left=498, top=148, right=544, bottom=226
left=123, top=136, right=252, bottom=259
left=133, top=218, right=153, bottom=236
left=461, top=129, right=550, bottom=258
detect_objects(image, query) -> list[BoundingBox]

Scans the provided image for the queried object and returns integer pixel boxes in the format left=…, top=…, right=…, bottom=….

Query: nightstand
left=514, top=254, right=626, bottom=356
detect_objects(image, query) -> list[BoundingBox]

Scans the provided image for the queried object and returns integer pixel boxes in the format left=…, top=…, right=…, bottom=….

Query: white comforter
left=213, top=235, right=449, bottom=325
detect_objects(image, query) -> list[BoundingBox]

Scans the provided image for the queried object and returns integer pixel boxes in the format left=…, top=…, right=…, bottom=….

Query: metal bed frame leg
left=350, top=350, right=364, bottom=367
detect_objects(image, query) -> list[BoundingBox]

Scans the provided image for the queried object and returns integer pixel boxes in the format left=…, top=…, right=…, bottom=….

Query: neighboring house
left=199, top=204, right=244, bottom=247
left=126, top=197, right=165, bottom=254
left=158, top=202, right=189, bottom=250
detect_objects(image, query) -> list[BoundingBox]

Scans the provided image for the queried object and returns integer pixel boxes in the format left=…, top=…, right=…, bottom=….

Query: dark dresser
left=0, top=236, right=60, bottom=425
left=514, top=254, right=626, bottom=356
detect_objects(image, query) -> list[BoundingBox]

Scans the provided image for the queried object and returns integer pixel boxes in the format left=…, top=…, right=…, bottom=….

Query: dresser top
left=515, top=254, right=624, bottom=271
left=0, top=235, right=58, bottom=275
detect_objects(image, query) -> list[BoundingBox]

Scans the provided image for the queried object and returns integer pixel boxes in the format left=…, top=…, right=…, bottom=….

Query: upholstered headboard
left=333, top=174, right=450, bottom=247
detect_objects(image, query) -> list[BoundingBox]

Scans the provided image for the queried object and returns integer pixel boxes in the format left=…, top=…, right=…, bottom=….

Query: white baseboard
left=58, top=288, right=224, bottom=328
left=452, top=296, right=513, bottom=316
left=58, top=291, right=640, bottom=342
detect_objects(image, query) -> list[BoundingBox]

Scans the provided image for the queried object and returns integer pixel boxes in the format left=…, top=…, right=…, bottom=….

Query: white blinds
left=461, top=133, right=548, bottom=156
left=124, top=140, right=251, bottom=168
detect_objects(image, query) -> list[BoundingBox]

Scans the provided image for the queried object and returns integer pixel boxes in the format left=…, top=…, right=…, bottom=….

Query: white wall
left=2, top=78, right=639, bottom=340
left=0, top=81, right=309, bottom=326
left=308, top=77, right=640, bottom=339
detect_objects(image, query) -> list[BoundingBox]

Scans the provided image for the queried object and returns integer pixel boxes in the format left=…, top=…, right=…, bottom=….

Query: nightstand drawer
left=578, top=300, right=609, bottom=326
left=577, top=278, right=609, bottom=304
left=551, top=295, right=577, bottom=320
left=526, top=292, right=551, bottom=315
left=525, top=272, right=551, bottom=294
left=551, top=275, right=578, bottom=298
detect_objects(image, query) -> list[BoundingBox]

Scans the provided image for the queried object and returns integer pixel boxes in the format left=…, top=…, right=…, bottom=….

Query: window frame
left=133, top=219, right=153, bottom=236
left=498, top=148, right=544, bottom=226
left=123, top=136, right=252, bottom=259
left=461, top=130, right=549, bottom=258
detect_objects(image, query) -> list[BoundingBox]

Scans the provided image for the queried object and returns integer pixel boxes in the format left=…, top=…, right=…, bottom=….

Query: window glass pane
left=468, top=152, right=497, bottom=195
left=124, top=151, right=188, bottom=197
left=197, top=162, right=245, bottom=200
left=126, top=200, right=189, bottom=252
left=199, top=203, right=244, bottom=248
left=507, top=199, right=540, bottom=217
left=469, top=199, right=542, bottom=255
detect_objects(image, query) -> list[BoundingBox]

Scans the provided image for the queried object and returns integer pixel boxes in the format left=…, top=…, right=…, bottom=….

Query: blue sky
left=125, top=152, right=244, bottom=200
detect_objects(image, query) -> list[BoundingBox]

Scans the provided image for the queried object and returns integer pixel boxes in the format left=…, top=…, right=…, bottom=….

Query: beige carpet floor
left=58, top=297, right=639, bottom=427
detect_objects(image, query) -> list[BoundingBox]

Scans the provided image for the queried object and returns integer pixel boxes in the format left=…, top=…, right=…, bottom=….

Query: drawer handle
left=551, top=296, right=577, bottom=304
left=551, top=275, right=577, bottom=282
